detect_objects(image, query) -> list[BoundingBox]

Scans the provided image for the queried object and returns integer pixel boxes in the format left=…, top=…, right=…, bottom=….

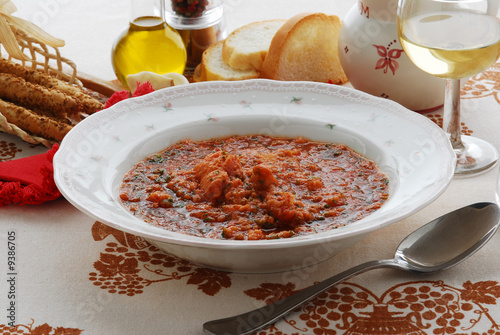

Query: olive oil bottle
left=111, top=0, right=186, bottom=89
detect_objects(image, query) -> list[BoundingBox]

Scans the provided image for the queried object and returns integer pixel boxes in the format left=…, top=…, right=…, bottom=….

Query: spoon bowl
left=396, top=202, right=500, bottom=273
left=203, top=202, right=500, bottom=335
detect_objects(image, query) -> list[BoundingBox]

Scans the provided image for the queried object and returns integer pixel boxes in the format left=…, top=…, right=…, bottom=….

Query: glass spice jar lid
left=165, top=0, right=224, bottom=30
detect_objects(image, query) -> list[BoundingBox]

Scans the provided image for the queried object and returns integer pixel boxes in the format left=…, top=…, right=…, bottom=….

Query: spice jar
left=165, top=0, right=224, bottom=29
left=165, top=0, right=226, bottom=75
left=111, top=0, right=187, bottom=89
left=171, top=0, right=210, bottom=19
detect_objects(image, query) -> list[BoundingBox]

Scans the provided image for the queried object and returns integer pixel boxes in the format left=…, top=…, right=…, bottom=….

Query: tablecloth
left=1, top=1, right=500, bottom=334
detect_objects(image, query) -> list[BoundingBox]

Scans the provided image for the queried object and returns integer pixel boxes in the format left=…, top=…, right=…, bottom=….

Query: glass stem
left=443, top=78, right=465, bottom=153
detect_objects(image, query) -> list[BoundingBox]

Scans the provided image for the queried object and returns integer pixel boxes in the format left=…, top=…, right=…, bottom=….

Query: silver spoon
left=203, top=202, right=500, bottom=335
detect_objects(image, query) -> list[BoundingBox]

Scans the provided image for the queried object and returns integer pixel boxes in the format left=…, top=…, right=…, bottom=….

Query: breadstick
left=0, top=58, right=103, bottom=114
left=0, top=98, right=72, bottom=142
left=0, top=73, right=80, bottom=118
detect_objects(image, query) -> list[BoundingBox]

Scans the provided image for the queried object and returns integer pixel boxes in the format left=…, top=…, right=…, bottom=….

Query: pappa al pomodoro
left=119, top=135, right=390, bottom=240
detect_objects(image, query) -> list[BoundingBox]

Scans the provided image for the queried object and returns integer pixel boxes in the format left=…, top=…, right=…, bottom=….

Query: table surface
left=2, top=1, right=500, bottom=334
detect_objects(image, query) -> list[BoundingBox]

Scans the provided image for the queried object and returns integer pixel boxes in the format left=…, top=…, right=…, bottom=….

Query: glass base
left=453, top=135, right=499, bottom=176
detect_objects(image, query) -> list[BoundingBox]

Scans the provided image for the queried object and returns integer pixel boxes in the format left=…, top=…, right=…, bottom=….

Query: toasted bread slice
left=261, top=13, right=348, bottom=84
left=193, top=63, right=205, bottom=82
left=222, top=19, right=286, bottom=71
left=196, top=41, right=260, bottom=81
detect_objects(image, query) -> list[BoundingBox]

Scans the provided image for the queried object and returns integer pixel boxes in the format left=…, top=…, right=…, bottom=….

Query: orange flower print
left=246, top=280, right=500, bottom=334
left=0, top=320, right=83, bottom=335
left=90, top=221, right=232, bottom=297
left=461, top=280, right=500, bottom=305
left=0, top=141, right=22, bottom=162
left=93, top=253, right=141, bottom=278
left=245, top=282, right=299, bottom=305
left=461, top=62, right=500, bottom=103
left=373, top=41, right=404, bottom=75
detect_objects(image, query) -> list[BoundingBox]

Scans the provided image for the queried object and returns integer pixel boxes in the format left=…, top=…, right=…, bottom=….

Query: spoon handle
left=203, top=259, right=399, bottom=335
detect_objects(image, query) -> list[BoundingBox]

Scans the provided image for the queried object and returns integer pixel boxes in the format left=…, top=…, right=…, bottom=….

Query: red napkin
left=0, top=143, right=60, bottom=206
left=0, top=81, right=156, bottom=207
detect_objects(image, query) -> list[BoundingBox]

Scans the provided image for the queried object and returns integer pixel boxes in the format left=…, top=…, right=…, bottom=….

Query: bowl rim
left=54, top=79, right=456, bottom=250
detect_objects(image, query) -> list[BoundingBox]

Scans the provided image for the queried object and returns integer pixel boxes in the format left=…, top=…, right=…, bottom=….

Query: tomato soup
left=119, top=135, right=389, bottom=240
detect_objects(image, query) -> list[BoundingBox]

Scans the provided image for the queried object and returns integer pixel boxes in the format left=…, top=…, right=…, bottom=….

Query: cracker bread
left=261, top=13, right=348, bottom=84
left=194, top=41, right=260, bottom=81
left=222, top=19, right=286, bottom=71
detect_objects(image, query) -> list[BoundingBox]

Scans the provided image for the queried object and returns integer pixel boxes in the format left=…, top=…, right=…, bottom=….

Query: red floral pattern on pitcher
left=360, top=1, right=370, bottom=18
left=373, top=41, right=405, bottom=75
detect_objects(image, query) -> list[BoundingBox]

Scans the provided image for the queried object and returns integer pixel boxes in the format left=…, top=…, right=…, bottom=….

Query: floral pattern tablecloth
left=1, top=1, right=500, bottom=334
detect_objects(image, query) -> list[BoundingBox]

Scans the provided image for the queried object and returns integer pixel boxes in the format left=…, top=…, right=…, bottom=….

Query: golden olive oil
left=112, top=16, right=187, bottom=88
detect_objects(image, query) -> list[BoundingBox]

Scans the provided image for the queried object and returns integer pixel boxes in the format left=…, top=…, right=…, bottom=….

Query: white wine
left=399, top=12, right=500, bottom=79
left=112, top=16, right=187, bottom=88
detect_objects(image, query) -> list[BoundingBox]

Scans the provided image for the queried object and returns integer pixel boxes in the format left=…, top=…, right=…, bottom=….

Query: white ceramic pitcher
left=338, top=0, right=446, bottom=112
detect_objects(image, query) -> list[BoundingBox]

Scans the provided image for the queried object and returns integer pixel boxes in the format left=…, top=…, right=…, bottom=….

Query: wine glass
left=397, top=0, right=500, bottom=176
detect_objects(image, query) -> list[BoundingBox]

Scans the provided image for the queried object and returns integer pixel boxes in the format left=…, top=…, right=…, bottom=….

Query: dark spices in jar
left=171, top=0, right=209, bottom=18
